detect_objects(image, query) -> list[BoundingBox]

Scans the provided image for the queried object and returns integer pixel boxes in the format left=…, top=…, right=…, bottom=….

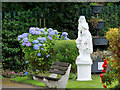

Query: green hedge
left=2, top=10, right=38, bottom=72
left=53, top=40, right=79, bottom=73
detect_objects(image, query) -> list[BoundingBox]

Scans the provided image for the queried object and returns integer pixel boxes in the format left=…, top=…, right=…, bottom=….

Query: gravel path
left=1, top=78, right=43, bottom=88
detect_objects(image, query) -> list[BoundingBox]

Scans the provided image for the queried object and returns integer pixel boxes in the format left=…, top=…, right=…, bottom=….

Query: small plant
left=88, top=16, right=103, bottom=29
left=90, top=50, right=111, bottom=62
left=2, top=69, right=24, bottom=78
left=90, top=2, right=104, bottom=6
left=89, top=3, right=100, bottom=6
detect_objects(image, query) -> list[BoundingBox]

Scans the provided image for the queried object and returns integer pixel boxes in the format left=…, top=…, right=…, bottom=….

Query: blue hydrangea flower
left=47, top=36, right=52, bottom=40
left=43, top=32, right=47, bottom=35
left=40, top=41, right=44, bottom=43
left=37, top=37, right=46, bottom=42
left=38, top=43, right=42, bottom=46
left=47, top=28, right=53, bottom=32
left=33, top=40, right=39, bottom=44
left=22, top=42, right=26, bottom=46
left=42, top=37, right=47, bottom=41
left=36, top=27, right=40, bottom=31
left=24, top=72, right=28, bottom=75
left=61, top=32, right=68, bottom=37
left=18, top=35, right=23, bottom=41
left=41, top=48, right=44, bottom=50
left=29, top=27, right=36, bottom=33
left=34, top=31, right=38, bottom=34
left=18, top=37, right=21, bottom=41
left=18, top=35, right=23, bottom=38
left=36, top=31, right=41, bottom=35
left=36, top=69, right=39, bottom=72
left=30, top=30, right=36, bottom=34
left=25, top=61, right=28, bottom=64
left=46, top=54, right=50, bottom=58
left=22, top=38, right=29, bottom=43
left=49, top=31, right=55, bottom=36
left=33, top=45, right=39, bottom=50
left=22, top=33, right=29, bottom=37
left=65, top=37, right=70, bottom=40
left=26, top=42, right=31, bottom=46
left=39, top=28, right=44, bottom=32
left=37, top=37, right=42, bottom=41
left=37, top=53, right=41, bottom=56
left=54, top=30, right=58, bottom=34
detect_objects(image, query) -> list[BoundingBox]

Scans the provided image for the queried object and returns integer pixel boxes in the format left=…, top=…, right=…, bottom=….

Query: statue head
left=79, top=16, right=86, bottom=23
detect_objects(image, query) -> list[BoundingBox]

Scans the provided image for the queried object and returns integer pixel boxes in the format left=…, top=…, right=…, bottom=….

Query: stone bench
left=33, top=61, right=71, bottom=88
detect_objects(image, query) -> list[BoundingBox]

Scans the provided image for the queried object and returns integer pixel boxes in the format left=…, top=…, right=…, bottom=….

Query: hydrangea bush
left=18, top=27, right=70, bottom=74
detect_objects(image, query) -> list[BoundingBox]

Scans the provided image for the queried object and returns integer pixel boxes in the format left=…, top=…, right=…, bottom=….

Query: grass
left=10, top=74, right=104, bottom=88
left=10, top=76, right=46, bottom=87
left=67, top=74, right=103, bottom=88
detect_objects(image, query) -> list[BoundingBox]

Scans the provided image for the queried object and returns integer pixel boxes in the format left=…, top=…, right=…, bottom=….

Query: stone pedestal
left=76, top=60, right=92, bottom=81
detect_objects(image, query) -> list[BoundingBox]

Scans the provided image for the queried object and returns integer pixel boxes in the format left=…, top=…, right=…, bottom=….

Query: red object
left=111, top=60, right=113, bottom=63
left=105, top=58, right=107, bottom=61
left=102, top=64, right=107, bottom=68
left=102, top=69, right=106, bottom=73
left=76, top=11, right=78, bottom=15
left=104, top=65, right=107, bottom=68
left=103, top=85, right=107, bottom=88
left=104, top=60, right=107, bottom=65
left=100, top=74, right=103, bottom=78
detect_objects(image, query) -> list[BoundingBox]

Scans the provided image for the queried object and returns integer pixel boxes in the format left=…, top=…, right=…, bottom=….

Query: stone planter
left=93, top=37, right=108, bottom=46
left=96, top=21, right=105, bottom=30
left=90, top=5, right=103, bottom=14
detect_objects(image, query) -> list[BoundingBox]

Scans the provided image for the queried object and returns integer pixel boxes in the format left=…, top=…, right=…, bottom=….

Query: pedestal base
left=77, top=78, right=92, bottom=81
left=76, top=60, right=93, bottom=81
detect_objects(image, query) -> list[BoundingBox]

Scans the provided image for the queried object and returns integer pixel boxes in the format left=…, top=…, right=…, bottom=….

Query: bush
left=17, top=27, right=70, bottom=75
left=2, top=10, right=38, bottom=72
left=100, top=27, right=120, bottom=88
left=53, top=40, right=78, bottom=73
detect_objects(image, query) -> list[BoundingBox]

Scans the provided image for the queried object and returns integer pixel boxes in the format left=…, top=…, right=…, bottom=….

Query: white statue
left=76, top=16, right=93, bottom=81
left=76, top=16, right=93, bottom=61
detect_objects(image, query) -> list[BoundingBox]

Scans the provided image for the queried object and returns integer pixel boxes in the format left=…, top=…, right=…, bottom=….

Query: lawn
left=10, top=74, right=103, bottom=88
left=10, top=76, right=46, bottom=87
left=67, top=74, right=103, bottom=88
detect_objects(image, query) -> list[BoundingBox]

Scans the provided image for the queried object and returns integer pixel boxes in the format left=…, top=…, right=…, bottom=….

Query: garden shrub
left=100, top=27, right=120, bottom=88
left=2, top=10, right=38, bottom=72
left=17, top=27, right=70, bottom=75
left=53, top=40, right=78, bottom=73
